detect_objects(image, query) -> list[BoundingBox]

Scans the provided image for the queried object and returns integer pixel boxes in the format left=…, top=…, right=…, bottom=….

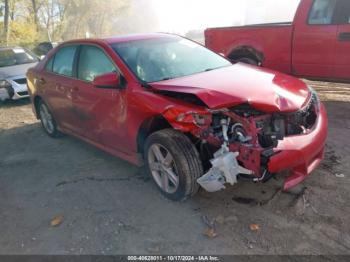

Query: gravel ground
left=0, top=80, right=349, bottom=255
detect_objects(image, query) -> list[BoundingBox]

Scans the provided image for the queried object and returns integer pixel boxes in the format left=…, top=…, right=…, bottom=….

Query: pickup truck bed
left=205, top=0, right=350, bottom=83
left=205, top=23, right=294, bottom=73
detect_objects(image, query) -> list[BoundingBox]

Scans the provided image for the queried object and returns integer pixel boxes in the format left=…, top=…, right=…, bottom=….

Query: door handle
left=338, top=32, right=350, bottom=42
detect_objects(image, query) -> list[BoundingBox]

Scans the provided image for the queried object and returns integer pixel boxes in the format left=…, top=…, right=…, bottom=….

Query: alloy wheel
left=39, top=103, right=55, bottom=134
left=147, top=143, right=179, bottom=194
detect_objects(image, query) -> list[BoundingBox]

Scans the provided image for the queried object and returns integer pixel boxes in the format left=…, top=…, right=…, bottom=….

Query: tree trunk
left=31, top=0, right=39, bottom=31
left=10, top=0, right=15, bottom=20
left=4, top=0, right=10, bottom=46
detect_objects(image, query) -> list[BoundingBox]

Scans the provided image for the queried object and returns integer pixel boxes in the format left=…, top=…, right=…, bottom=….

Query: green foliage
left=5, top=21, right=39, bottom=48
left=1, top=0, right=131, bottom=47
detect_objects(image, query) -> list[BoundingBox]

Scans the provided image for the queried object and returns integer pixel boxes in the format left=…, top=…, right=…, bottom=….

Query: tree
left=31, top=0, right=40, bottom=30
left=1, top=0, right=131, bottom=47
left=60, top=0, right=130, bottom=40
left=4, top=0, right=10, bottom=45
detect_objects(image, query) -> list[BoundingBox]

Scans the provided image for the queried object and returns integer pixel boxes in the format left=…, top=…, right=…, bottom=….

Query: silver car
left=0, top=47, right=38, bottom=101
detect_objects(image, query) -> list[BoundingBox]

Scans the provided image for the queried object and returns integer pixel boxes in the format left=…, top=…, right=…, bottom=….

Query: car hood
left=0, top=63, right=37, bottom=79
left=150, top=63, right=310, bottom=113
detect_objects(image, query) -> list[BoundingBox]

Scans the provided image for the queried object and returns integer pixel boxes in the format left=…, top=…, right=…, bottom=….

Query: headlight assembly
left=308, top=85, right=320, bottom=108
left=176, top=112, right=212, bottom=126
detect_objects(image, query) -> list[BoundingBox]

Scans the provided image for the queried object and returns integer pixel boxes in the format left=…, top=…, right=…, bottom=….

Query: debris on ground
left=225, top=215, right=238, bottom=223
left=290, top=187, right=309, bottom=216
left=335, top=173, right=345, bottom=178
left=215, top=215, right=225, bottom=225
left=249, top=223, right=260, bottom=231
left=202, top=215, right=218, bottom=238
left=203, top=227, right=218, bottom=238
left=50, top=215, right=64, bottom=227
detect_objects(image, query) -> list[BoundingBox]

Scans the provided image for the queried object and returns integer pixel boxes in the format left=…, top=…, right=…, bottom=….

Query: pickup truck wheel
left=144, top=129, right=203, bottom=201
left=236, top=57, right=259, bottom=66
left=39, top=101, right=61, bottom=138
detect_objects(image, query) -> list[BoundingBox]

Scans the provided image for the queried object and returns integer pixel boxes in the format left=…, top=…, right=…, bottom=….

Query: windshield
left=0, top=48, right=38, bottom=68
left=111, top=37, right=231, bottom=83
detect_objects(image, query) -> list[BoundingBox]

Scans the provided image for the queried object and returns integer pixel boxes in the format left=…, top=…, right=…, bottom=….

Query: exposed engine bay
left=164, top=91, right=319, bottom=192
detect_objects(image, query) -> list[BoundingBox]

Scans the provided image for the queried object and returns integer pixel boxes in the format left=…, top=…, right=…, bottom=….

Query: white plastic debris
left=197, top=145, right=253, bottom=192
left=197, top=167, right=226, bottom=192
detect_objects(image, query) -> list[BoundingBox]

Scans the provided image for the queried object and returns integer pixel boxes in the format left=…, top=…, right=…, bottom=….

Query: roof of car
left=103, top=33, right=178, bottom=44
left=63, top=33, right=179, bottom=46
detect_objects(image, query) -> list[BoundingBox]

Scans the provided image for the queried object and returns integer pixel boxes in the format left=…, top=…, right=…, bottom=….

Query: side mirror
left=93, top=72, right=121, bottom=89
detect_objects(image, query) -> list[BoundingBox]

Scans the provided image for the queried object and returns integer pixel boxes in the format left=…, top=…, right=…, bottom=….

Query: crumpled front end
left=162, top=88, right=327, bottom=192
left=268, top=101, right=327, bottom=190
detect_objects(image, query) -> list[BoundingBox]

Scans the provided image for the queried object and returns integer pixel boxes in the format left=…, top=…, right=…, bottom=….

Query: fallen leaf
left=215, top=215, right=225, bottom=225
left=249, top=223, right=260, bottom=231
left=203, top=227, right=218, bottom=238
left=50, top=215, right=64, bottom=227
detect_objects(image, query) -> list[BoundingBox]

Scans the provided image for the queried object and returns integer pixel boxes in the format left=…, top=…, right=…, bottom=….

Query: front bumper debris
left=197, top=145, right=253, bottom=192
left=268, top=103, right=328, bottom=190
left=196, top=101, right=327, bottom=193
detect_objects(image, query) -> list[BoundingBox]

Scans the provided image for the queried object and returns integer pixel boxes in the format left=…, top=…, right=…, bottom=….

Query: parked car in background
left=205, top=0, right=350, bottom=83
left=33, top=42, right=58, bottom=57
left=0, top=47, right=39, bottom=101
left=27, top=34, right=327, bottom=201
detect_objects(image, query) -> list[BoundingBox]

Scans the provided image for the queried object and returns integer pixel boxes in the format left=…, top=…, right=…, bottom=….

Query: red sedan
left=27, top=33, right=328, bottom=201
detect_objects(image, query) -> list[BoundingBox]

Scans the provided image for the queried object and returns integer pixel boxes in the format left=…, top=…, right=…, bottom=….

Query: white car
left=0, top=47, right=38, bottom=101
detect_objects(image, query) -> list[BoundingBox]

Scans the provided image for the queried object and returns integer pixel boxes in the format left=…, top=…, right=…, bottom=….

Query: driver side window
left=78, top=45, right=116, bottom=82
left=333, top=0, right=350, bottom=24
left=308, top=0, right=337, bottom=25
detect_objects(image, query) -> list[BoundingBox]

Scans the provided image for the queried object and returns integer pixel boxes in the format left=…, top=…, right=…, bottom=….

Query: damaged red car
left=27, top=34, right=328, bottom=201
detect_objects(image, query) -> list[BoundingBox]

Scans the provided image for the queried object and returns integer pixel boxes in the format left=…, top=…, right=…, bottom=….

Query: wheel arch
left=33, top=95, right=43, bottom=119
left=228, top=45, right=264, bottom=65
left=136, top=115, right=172, bottom=154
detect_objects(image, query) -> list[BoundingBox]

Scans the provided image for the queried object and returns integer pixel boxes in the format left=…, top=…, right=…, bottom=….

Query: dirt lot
left=0, top=80, right=349, bottom=255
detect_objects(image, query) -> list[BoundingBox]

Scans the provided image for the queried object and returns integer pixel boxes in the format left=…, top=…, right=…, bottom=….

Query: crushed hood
left=0, top=63, right=37, bottom=79
left=150, top=64, right=310, bottom=113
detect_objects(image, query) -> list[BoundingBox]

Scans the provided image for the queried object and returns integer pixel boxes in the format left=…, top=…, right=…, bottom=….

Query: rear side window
left=308, top=0, right=337, bottom=25
left=78, top=45, right=116, bottom=82
left=52, top=45, right=78, bottom=77
left=333, top=0, right=350, bottom=24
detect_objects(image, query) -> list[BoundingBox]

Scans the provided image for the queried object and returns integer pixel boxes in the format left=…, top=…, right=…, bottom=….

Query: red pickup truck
left=205, top=0, right=350, bottom=82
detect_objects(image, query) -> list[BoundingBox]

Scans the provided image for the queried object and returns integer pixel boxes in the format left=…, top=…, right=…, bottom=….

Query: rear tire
left=144, top=129, right=203, bottom=201
left=38, top=100, right=61, bottom=138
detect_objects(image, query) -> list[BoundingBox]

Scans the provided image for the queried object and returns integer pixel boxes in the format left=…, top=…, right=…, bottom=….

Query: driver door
left=333, top=0, right=350, bottom=80
left=292, top=0, right=338, bottom=79
left=72, top=44, right=129, bottom=152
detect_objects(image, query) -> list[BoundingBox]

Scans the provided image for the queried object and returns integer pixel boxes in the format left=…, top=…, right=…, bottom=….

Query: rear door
left=292, top=0, right=338, bottom=78
left=73, top=44, right=128, bottom=151
left=333, top=0, right=350, bottom=80
left=41, top=45, right=80, bottom=133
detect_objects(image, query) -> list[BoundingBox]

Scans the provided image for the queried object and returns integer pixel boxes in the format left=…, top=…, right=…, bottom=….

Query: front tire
left=144, top=129, right=203, bottom=201
left=38, top=100, right=61, bottom=138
